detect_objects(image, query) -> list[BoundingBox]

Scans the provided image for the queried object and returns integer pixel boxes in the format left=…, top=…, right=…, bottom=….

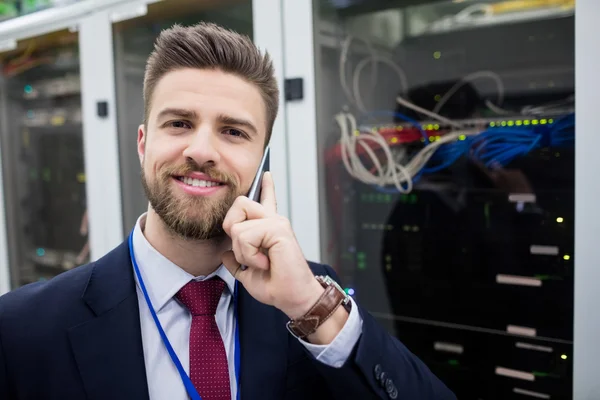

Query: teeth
left=181, top=177, right=221, bottom=187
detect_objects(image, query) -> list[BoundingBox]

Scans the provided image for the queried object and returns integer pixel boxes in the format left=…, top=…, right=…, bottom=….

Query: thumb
left=222, top=250, right=245, bottom=281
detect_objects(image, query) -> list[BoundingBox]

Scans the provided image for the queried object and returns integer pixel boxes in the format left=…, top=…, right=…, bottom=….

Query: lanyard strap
left=128, top=232, right=241, bottom=400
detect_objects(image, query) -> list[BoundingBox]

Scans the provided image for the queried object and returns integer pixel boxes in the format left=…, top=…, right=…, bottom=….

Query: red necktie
left=176, top=278, right=231, bottom=400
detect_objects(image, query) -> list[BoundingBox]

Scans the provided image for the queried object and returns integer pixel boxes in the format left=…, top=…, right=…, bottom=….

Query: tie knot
left=176, top=277, right=225, bottom=316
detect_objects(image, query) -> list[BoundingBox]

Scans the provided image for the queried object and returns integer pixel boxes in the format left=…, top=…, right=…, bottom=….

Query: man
left=0, top=22, right=455, bottom=400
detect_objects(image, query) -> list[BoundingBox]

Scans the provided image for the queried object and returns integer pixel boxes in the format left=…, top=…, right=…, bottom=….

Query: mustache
left=162, top=160, right=236, bottom=185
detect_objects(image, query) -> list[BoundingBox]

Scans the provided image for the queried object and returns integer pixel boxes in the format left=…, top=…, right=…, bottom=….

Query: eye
left=223, top=128, right=245, bottom=138
left=167, top=121, right=191, bottom=129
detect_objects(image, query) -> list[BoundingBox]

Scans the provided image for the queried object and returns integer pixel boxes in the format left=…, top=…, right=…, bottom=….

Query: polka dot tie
left=176, top=277, right=231, bottom=400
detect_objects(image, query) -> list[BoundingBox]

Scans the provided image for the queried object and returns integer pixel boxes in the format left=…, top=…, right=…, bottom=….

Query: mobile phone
left=240, top=146, right=270, bottom=271
left=247, top=146, right=270, bottom=202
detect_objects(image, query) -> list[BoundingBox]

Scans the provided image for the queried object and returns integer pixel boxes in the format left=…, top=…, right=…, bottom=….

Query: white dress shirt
left=131, top=214, right=363, bottom=400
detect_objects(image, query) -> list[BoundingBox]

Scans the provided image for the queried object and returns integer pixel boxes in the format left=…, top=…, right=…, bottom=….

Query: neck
left=142, top=209, right=230, bottom=277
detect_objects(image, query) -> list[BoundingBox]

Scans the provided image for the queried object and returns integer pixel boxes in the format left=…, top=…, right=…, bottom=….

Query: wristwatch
left=286, top=275, right=352, bottom=339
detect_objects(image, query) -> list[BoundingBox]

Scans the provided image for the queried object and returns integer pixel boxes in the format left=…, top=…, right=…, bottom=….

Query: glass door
left=112, top=0, right=254, bottom=234
left=0, top=29, right=89, bottom=288
left=305, top=0, right=575, bottom=398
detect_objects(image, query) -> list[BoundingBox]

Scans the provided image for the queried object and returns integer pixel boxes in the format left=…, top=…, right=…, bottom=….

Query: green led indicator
left=448, top=359, right=459, bottom=366
left=42, top=168, right=51, bottom=182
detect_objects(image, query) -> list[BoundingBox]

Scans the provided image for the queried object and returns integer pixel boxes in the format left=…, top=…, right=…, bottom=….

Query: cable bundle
left=468, top=113, right=574, bottom=168
left=336, top=111, right=575, bottom=193
left=335, top=33, right=575, bottom=194
left=336, top=110, right=480, bottom=193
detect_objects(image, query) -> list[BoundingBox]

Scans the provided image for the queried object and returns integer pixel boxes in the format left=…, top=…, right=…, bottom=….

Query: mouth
left=172, top=175, right=227, bottom=197
left=174, top=176, right=225, bottom=188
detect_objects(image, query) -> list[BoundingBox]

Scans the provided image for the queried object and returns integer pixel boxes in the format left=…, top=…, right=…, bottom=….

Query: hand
left=221, top=172, right=325, bottom=320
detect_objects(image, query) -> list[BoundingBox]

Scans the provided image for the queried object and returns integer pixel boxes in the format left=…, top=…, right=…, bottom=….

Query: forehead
left=149, top=68, right=267, bottom=133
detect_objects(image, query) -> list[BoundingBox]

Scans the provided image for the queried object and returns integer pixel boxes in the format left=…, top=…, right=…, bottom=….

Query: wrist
left=306, top=304, right=349, bottom=345
left=283, top=279, right=325, bottom=320
left=285, top=275, right=351, bottom=343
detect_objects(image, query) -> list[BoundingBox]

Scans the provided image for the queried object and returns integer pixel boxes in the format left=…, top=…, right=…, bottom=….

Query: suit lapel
left=238, top=285, right=288, bottom=400
left=68, top=241, right=149, bottom=400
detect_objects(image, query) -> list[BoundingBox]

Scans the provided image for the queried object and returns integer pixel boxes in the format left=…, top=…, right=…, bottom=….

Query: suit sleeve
left=309, top=264, right=456, bottom=400
left=0, top=300, right=11, bottom=400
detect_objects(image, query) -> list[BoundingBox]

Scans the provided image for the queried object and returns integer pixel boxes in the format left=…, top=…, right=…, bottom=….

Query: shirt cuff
left=298, top=296, right=363, bottom=368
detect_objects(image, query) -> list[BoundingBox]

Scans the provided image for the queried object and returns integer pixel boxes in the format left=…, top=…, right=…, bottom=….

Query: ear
left=137, top=124, right=146, bottom=166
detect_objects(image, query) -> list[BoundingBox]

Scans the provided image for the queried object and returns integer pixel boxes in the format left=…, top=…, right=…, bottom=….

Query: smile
left=176, top=176, right=224, bottom=188
left=173, top=176, right=225, bottom=196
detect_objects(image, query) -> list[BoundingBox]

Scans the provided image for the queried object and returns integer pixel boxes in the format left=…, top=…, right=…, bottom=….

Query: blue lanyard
left=128, top=232, right=242, bottom=400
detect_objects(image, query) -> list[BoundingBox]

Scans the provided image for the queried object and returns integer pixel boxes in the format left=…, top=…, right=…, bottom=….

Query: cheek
left=220, top=153, right=255, bottom=192
left=145, top=139, right=181, bottom=173
left=241, top=160, right=263, bottom=193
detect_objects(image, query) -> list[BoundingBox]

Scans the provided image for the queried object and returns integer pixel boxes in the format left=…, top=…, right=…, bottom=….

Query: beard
left=141, top=159, right=241, bottom=241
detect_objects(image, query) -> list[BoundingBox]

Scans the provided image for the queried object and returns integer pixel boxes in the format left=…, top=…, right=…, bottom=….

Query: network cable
left=335, top=34, right=575, bottom=194
left=336, top=111, right=574, bottom=193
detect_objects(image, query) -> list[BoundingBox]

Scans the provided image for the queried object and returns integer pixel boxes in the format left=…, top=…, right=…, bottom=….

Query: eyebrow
left=156, top=108, right=198, bottom=122
left=217, top=114, right=258, bottom=136
left=155, top=109, right=258, bottom=136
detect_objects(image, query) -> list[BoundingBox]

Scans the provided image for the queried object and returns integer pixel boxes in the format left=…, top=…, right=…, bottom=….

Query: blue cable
left=355, top=110, right=574, bottom=193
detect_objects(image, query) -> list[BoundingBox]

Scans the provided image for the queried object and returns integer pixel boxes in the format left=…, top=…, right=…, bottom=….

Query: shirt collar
left=131, top=213, right=236, bottom=312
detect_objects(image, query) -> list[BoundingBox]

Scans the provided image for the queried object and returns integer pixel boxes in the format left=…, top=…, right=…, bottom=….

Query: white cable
left=396, top=95, right=463, bottom=128
left=336, top=111, right=480, bottom=193
left=520, top=95, right=575, bottom=115
left=340, top=33, right=460, bottom=130
left=485, top=99, right=514, bottom=115
left=339, top=35, right=377, bottom=108
left=433, top=71, right=505, bottom=115
left=454, top=4, right=494, bottom=23
left=352, top=55, right=409, bottom=113
left=429, top=3, right=494, bottom=32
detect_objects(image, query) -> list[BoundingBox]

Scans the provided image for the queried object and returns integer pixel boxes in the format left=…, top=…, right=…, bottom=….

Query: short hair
left=143, top=22, right=278, bottom=145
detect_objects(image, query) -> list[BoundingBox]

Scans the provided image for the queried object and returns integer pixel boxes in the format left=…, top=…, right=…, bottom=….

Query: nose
left=182, top=124, right=221, bottom=168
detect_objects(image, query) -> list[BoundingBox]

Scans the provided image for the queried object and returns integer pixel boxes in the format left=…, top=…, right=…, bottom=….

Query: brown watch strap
left=286, top=278, right=348, bottom=338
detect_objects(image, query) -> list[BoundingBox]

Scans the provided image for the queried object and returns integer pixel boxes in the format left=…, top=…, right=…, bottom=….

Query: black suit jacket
left=0, top=240, right=455, bottom=399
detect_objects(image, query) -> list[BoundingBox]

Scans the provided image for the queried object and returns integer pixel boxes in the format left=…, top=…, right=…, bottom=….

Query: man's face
left=138, top=68, right=267, bottom=240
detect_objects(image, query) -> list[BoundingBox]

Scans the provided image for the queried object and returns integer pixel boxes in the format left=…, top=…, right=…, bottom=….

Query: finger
left=221, top=250, right=245, bottom=281
left=230, top=221, right=270, bottom=271
left=259, top=171, right=277, bottom=214
left=222, top=196, right=268, bottom=236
